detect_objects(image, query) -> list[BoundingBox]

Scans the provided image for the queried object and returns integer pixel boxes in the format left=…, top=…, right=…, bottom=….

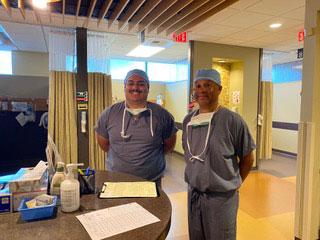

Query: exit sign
left=172, top=32, right=187, bottom=43
left=298, top=30, right=304, bottom=42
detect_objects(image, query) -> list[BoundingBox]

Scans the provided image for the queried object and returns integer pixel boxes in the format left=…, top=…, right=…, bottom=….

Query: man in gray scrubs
left=182, top=69, right=255, bottom=239
left=95, top=69, right=177, bottom=186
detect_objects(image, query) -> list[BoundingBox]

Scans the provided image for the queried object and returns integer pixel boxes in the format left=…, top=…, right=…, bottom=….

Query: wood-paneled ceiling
left=0, top=0, right=239, bottom=36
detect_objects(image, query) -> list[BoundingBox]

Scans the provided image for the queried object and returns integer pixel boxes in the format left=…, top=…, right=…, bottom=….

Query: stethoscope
left=120, top=103, right=154, bottom=139
left=186, top=106, right=220, bottom=162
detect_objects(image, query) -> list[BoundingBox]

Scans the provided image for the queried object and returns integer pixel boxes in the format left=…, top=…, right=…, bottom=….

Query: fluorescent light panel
left=127, top=45, right=165, bottom=58
left=269, top=23, right=282, bottom=29
left=32, top=0, right=47, bottom=9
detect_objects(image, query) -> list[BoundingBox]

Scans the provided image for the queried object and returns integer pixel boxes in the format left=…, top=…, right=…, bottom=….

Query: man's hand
left=96, top=133, right=110, bottom=152
left=164, top=134, right=177, bottom=154
left=239, top=151, right=254, bottom=182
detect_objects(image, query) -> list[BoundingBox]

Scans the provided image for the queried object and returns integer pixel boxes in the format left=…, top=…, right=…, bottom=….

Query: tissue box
left=12, top=187, right=47, bottom=212
left=0, top=192, right=12, bottom=213
left=9, top=161, right=48, bottom=193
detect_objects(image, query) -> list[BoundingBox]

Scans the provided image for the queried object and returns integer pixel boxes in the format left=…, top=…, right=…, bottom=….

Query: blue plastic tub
left=18, top=196, right=57, bottom=221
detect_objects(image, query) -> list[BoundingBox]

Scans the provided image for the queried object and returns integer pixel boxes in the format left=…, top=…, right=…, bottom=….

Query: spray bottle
left=60, top=163, right=83, bottom=212
left=50, top=162, right=66, bottom=205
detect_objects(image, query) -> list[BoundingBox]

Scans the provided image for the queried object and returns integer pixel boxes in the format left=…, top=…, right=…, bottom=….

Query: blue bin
left=18, top=196, right=57, bottom=221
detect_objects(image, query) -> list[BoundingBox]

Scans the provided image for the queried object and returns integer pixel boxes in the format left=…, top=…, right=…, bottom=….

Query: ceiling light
left=127, top=45, right=165, bottom=58
left=269, top=23, right=282, bottom=29
left=218, top=60, right=226, bottom=63
left=32, top=0, right=47, bottom=9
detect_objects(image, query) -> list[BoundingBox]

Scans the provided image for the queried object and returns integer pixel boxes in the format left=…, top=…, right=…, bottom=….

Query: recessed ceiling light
left=32, top=0, right=47, bottom=9
left=218, top=60, right=227, bottom=63
left=127, top=45, right=165, bottom=58
left=269, top=23, right=282, bottom=29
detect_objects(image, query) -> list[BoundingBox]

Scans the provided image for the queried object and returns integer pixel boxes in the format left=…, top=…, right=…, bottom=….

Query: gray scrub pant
left=188, top=187, right=239, bottom=240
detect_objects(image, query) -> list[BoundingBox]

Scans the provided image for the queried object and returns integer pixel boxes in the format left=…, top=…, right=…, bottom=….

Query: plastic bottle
left=50, top=162, right=66, bottom=205
left=60, top=163, right=83, bottom=212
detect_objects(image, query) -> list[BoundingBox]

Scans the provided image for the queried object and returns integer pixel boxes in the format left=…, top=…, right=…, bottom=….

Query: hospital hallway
left=162, top=153, right=296, bottom=240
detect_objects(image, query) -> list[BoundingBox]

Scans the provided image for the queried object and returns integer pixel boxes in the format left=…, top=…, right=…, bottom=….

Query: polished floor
left=163, top=153, right=296, bottom=240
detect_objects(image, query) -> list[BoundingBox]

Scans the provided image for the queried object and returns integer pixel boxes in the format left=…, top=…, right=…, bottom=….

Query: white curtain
left=49, top=30, right=76, bottom=72
left=87, top=31, right=116, bottom=74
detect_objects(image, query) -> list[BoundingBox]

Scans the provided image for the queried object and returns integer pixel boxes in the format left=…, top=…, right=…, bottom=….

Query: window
left=176, top=60, right=188, bottom=81
left=0, top=50, right=12, bottom=75
left=147, top=62, right=176, bottom=82
left=272, top=61, right=302, bottom=83
left=110, top=59, right=145, bottom=79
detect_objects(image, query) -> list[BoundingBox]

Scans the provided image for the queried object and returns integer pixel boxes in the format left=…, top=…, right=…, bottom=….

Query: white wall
left=12, top=51, right=49, bottom=77
left=272, top=81, right=301, bottom=153
left=165, top=81, right=188, bottom=154
left=0, top=51, right=49, bottom=98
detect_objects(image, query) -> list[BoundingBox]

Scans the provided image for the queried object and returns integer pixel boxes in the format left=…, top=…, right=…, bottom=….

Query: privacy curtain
left=259, top=81, right=273, bottom=159
left=88, top=73, right=112, bottom=170
left=48, top=71, right=78, bottom=164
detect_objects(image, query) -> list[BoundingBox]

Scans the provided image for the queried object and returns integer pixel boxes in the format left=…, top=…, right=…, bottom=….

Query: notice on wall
left=232, top=91, right=240, bottom=104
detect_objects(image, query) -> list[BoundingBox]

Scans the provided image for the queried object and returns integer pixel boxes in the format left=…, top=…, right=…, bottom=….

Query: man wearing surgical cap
left=182, top=69, right=255, bottom=239
left=95, top=69, right=177, bottom=187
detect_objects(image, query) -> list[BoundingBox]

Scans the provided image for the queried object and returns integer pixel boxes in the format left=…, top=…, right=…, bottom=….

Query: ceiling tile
left=251, top=17, right=303, bottom=32
left=218, top=11, right=272, bottom=29
left=190, top=23, right=241, bottom=38
left=204, top=8, right=239, bottom=24
left=229, top=0, right=262, bottom=10
left=224, top=29, right=269, bottom=42
left=281, top=6, right=305, bottom=21
left=246, top=0, right=305, bottom=16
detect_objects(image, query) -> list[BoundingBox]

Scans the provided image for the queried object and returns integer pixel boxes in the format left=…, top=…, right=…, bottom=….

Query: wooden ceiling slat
left=108, top=0, right=130, bottom=28
left=18, top=0, right=25, bottom=19
left=84, top=0, right=98, bottom=27
left=128, top=0, right=162, bottom=31
left=165, top=0, right=224, bottom=35
left=118, top=0, right=146, bottom=31
left=62, top=0, right=65, bottom=23
left=98, top=0, right=112, bottom=26
left=138, top=0, right=178, bottom=32
left=156, top=0, right=209, bottom=34
left=0, top=0, right=11, bottom=16
left=75, top=0, right=81, bottom=21
left=147, top=0, right=193, bottom=33
left=175, top=0, right=239, bottom=35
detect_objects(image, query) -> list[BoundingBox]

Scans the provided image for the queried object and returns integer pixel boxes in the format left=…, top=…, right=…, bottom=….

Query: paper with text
left=100, top=181, right=157, bottom=198
left=76, top=202, right=160, bottom=240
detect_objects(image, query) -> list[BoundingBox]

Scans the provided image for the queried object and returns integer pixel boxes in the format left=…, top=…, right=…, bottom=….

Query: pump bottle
left=60, top=163, right=83, bottom=212
left=50, top=162, right=66, bottom=205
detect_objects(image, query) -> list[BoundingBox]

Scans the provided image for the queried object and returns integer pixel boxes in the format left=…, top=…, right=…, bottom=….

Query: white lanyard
left=186, top=106, right=220, bottom=162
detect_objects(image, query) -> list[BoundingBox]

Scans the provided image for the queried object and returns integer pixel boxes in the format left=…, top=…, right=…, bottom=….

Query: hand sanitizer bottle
left=50, top=162, right=65, bottom=205
left=61, top=163, right=83, bottom=212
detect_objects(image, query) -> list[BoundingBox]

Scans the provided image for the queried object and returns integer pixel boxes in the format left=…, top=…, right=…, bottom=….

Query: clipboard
left=98, top=181, right=159, bottom=198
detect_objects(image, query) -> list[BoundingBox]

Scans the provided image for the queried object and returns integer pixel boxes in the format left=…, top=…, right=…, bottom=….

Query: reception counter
left=0, top=171, right=172, bottom=240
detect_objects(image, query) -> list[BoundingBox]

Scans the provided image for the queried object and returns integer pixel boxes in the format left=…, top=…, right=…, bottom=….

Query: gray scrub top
left=182, top=107, right=256, bottom=192
left=95, top=101, right=178, bottom=181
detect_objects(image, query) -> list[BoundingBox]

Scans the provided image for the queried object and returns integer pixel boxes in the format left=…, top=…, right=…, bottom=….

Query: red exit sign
left=298, top=30, right=304, bottom=42
left=172, top=32, right=187, bottom=43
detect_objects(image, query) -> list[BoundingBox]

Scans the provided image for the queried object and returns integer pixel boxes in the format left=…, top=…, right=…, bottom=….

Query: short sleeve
left=234, top=116, right=256, bottom=158
left=94, top=108, right=110, bottom=139
left=162, top=110, right=178, bottom=140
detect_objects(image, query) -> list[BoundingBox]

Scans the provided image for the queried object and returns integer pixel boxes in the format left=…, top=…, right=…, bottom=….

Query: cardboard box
left=0, top=186, right=12, bottom=213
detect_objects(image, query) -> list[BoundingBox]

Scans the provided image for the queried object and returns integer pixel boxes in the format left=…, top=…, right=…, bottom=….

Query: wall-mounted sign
left=232, top=91, right=240, bottom=104
left=76, top=91, right=88, bottom=102
left=172, top=32, right=187, bottom=43
left=298, top=30, right=304, bottom=42
left=297, top=48, right=303, bottom=59
left=78, top=103, right=88, bottom=110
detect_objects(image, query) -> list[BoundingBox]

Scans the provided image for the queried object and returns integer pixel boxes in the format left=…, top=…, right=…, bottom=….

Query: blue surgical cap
left=195, top=69, right=221, bottom=86
left=124, top=69, right=149, bottom=87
